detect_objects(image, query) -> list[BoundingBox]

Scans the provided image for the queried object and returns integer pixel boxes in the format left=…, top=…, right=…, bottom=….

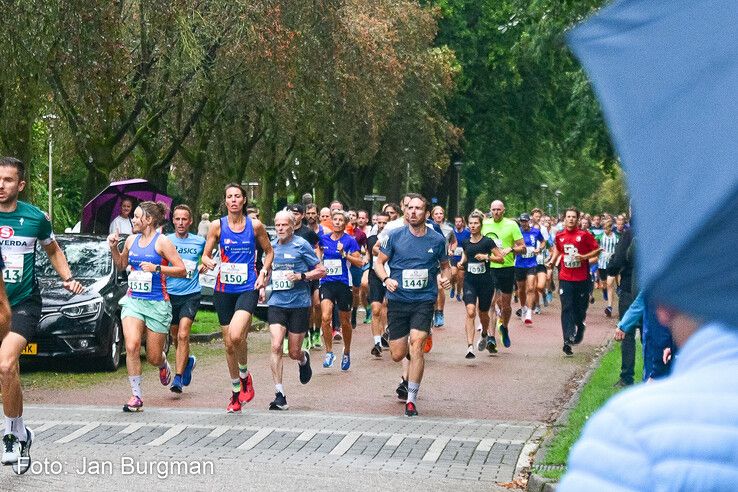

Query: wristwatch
left=381, top=276, right=389, bottom=286
left=301, top=272, right=307, bottom=281
left=155, top=265, right=161, bottom=274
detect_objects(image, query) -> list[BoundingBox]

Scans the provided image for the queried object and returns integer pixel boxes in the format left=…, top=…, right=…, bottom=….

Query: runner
left=514, top=213, right=545, bottom=326
left=109, top=201, right=187, bottom=411
left=304, top=203, right=324, bottom=348
left=547, top=207, right=601, bottom=356
left=166, top=205, right=205, bottom=393
left=374, top=193, right=452, bottom=416
left=318, top=210, right=362, bottom=370
left=346, top=209, right=368, bottom=328
left=458, top=211, right=503, bottom=358
left=202, top=183, right=274, bottom=413
left=481, top=200, right=526, bottom=349
left=0, top=157, right=84, bottom=474
left=595, top=218, right=619, bottom=317
left=267, top=211, right=325, bottom=410
left=430, top=205, right=456, bottom=327
left=356, top=210, right=372, bottom=324
left=451, top=216, right=471, bottom=303
left=319, top=207, right=332, bottom=230
left=366, top=212, right=389, bottom=357
left=289, top=204, right=321, bottom=351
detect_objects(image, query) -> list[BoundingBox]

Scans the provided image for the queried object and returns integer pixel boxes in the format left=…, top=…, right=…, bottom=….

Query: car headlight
left=60, top=299, right=103, bottom=319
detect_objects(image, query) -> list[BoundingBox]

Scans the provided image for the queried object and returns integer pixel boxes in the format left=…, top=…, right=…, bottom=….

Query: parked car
left=200, top=226, right=275, bottom=321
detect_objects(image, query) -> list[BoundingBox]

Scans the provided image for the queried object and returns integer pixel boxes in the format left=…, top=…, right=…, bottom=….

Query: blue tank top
left=127, top=233, right=168, bottom=301
left=216, top=216, right=257, bottom=293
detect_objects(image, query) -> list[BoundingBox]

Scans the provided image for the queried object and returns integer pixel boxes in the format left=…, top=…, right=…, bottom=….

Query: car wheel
left=100, top=316, right=123, bottom=372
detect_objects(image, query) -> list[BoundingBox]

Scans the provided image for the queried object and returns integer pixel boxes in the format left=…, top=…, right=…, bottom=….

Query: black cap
left=290, top=204, right=305, bottom=214
left=519, top=213, right=531, bottom=221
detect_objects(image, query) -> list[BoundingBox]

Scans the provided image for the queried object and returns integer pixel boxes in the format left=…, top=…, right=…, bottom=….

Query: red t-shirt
left=555, top=228, right=599, bottom=282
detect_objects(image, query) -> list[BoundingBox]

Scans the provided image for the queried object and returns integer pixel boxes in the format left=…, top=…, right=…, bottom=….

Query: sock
left=5, top=416, right=25, bottom=441
left=467, top=344, right=473, bottom=352
left=603, top=289, right=609, bottom=301
left=407, top=382, right=420, bottom=404
left=275, top=384, right=285, bottom=395
left=299, top=352, right=308, bottom=366
left=129, top=375, right=142, bottom=399
left=374, top=335, right=382, bottom=345
left=231, top=378, right=241, bottom=393
left=238, top=364, right=248, bottom=379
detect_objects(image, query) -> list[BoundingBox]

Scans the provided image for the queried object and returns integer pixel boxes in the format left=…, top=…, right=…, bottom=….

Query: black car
left=25, top=234, right=128, bottom=371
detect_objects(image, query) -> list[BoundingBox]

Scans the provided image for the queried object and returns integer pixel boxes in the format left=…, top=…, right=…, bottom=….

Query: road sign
left=363, top=194, right=386, bottom=202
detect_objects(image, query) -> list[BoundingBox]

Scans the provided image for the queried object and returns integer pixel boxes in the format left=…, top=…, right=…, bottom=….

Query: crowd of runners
left=0, top=155, right=632, bottom=473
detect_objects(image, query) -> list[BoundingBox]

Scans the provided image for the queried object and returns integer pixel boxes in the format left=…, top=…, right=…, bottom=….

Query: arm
left=438, top=260, right=452, bottom=289
left=615, top=292, right=645, bottom=338
left=146, top=236, right=187, bottom=278
left=511, top=238, right=526, bottom=255
left=373, top=251, right=397, bottom=292
left=344, top=250, right=364, bottom=268
left=253, top=219, right=274, bottom=288
left=43, top=241, right=84, bottom=294
left=201, top=219, right=221, bottom=270
left=108, top=232, right=131, bottom=271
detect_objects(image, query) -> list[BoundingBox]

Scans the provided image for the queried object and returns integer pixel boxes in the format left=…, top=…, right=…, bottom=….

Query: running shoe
left=123, top=395, right=143, bottom=413
left=311, top=330, right=322, bottom=348
left=405, top=402, right=418, bottom=417
left=456, top=294, right=462, bottom=302
left=283, top=338, right=289, bottom=354
left=2, top=434, right=19, bottom=465
left=465, top=346, right=476, bottom=359
left=302, top=336, right=311, bottom=352
left=515, top=308, right=523, bottom=318
left=269, top=392, right=289, bottom=411
left=603, top=289, right=609, bottom=301
left=239, top=373, right=255, bottom=403
left=381, top=333, right=390, bottom=348
left=396, top=378, right=409, bottom=400
left=423, top=334, right=433, bottom=353
left=543, top=293, right=549, bottom=307
left=299, top=351, right=312, bottom=384
left=183, top=355, right=197, bottom=386
left=170, top=374, right=183, bottom=394
left=477, top=335, right=487, bottom=351
left=534, top=306, right=542, bottom=315
left=589, top=295, right=595, bottom=304
left=450, top=288, right=455, bottom=299
left=226, top=392, right=242, bottom=413
left=573, top=323, right=586, bottom=345
left=11, top=427, right=33, bottom=475
left=323, top=351, right=335, bottom=368
left=546, top=291, right=553, bottom=304
left=371, top=343, right=382, bottom=357
left=605, top=306, right=613, bottom=318
left=486, top=336, right=498, bottom=354
left=159, top=361, right=172, bottom=386
left=432, top=311, right=439, bottom=327
left=341, top=351, right=351, bottom=371
left=364, top=310, right=372, bottom=324
left=563, top=344, right=573, bottom=356
left=524, top=318, right=533, bottom=326
left=437, top=312, right=445, bottom=327
left=499, top=324, right=511, bottom=348
left=333, top=330, right=343, bottom=342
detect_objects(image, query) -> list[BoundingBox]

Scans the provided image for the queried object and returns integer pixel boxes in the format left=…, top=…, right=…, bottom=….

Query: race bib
left=2, top=254, right=23, bottom=284
left=220, top=262, right=249, bottom=284
left=536, top=253, right=545, bottom=265
left=272, top=270, right=294, bottom=291
left=324, top=259, right=343, bottom=276
left=522, top=246, right=536, bottom=259
left=467, top=262, right=486, bottom=275
left=128, top=270, right=153, bottom=293
left=183, top=259, right=197, bottom=279
left=564, top=254, right=581, bottom=268
left=453, top=246, right=463, bottom=257
left=402, top=269, right=429, bottom=290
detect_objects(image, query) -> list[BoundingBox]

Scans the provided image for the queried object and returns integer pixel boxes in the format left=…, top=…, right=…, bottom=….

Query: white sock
left=231, top=379, right=241, bottom=393
left=299, top=351, right=308, bottom=366
left=5, top=416, right=25, bottom=441
left=129, top=376, right=143, bottom=399
left=275, top=384, right=285, bottom=395
left=374, top=335, right=382, bottom=345
left=407, top=382, right=420, bottom=405
left=525, top=309, right=532, bottom=321
left=159, top=353, right=169, bottom=369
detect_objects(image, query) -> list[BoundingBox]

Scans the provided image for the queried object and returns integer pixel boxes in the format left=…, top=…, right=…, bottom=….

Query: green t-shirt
left=0, top=201, right=54, bottom=305
left=481, top=217, right=523, bottom=268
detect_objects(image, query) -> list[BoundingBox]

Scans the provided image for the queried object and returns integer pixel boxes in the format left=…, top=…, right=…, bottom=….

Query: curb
left=526, top=338, right=615, bottom=492
left=190, top=319, right=267, bottom=343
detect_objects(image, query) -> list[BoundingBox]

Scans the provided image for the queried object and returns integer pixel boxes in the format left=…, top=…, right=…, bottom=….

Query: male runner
left=0, top=157, right=83, bottom=473
left=267, top=211, right=325, bottom=410
left=374, top=194, right=452, bottom=416
left=167, top=204, right=205, bottom=393
left=290, top=204, right=320, bottom=350
left=366, top=212, right=389, bottom=357
left=304, top=203, right=324, bottom=347
left=430, top=206, right=456, bottom=327
left=481, top=200, right=525, bottom=349
left=356, top=210, right=372, bottom=323
left=451, top=215, right=471, bottom=302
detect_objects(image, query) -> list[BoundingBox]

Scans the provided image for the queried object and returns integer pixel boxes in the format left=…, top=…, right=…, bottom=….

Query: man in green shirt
left=0, top=157, right=83, bottom=474
left=480, top=200, right=526, bottom=350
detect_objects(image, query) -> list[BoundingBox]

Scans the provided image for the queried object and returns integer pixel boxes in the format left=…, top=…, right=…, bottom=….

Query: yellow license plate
left=21, top=343, right=37, bottom=355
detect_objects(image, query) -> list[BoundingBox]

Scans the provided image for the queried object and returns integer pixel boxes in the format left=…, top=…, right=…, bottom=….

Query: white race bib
left=272, top=270, right=294, bottom=291
left=220, top=262, right=249, bottom=284
left=536, top=253, right=545, bottom=265
left=564, top=254, right=581, bottom=268
left=453, top=246, right=463, bottom=256
left=522, top=246, right=536, bottom=259
left=467, top=262, right=486, bottom=275
left=183, top=259, right=197, bottom=279
left=401, top=269, right=429, bottom=290
left=2, top=254, right=23, bottom=284
left=128, top=270, right=153, bottom=293
left=324, top=259, right=343, bottom=277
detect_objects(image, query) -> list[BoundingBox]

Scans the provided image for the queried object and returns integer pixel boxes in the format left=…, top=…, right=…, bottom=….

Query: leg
left=221, top=324, right=239, bottom=380
left=559, top=281, right=576, bottom=343
left=407, top=329, right=427, bottom=384
left=339, top=310, right=353, bottom=353
left=618, top=290, right=636, bottom=384
left=0, top=333, right=29, bottom=419
left=229, top=310, right=254, bottom=368
left=465, top=303, right=477, bottom=346
left=320, top=299, right=334, bottom=353
left=144, top=330, right=168, bottom=367
left=270, top=324, right=287, bottom=386
left=516, top=280, right=527, bottom=311
left=123, top=317, right=146, bottom=377
left=525, top=274, right=536, bottom=311
left=498, top=293, right=512, bottom=326
left=371, top=302, right=384, bottom=338
left=174, top=317, right=194, bottom=375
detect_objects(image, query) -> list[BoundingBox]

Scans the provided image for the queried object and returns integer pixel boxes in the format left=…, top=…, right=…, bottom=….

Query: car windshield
left=36, top=238, right=112, bottom=279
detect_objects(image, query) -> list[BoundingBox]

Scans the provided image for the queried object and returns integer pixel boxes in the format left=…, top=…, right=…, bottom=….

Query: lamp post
left=555, top=190, right=562, bottom=217
left=454, top=160, right=463, bottom=217
left=42, top=114, right=59, bottom=222
left=247, top=182, right=259, bottom=203
left=540, top=183, right=548, bottom=210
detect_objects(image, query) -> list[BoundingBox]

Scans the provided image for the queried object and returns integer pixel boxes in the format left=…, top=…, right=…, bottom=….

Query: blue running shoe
left=170, top=374, right=183, bottom=394
left=449, top=288, right=455, bottom=299
left=499, top=324, right=511, bottom=348
left=437, top=312, right=445, bottom=327
left=182, top=355, right=197, bottom=386
left=341, top=351, right=351, bottom=371
left=323, top=352, right=335, bottom=368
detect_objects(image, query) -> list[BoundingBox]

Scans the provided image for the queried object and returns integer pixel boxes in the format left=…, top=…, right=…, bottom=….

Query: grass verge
left=534, top=338, right=643, bottom=481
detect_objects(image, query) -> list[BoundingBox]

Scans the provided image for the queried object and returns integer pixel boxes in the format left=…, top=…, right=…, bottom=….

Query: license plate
left=21, top=343, right=37, bottom=355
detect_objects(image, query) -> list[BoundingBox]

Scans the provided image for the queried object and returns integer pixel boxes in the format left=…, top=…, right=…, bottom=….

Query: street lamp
left=42, top=114, right=59, bottom=222
left=454, top=160, right=463, bottom=217
left=555, top=190, right=562, bottom=217
left=246, top=182, right=259, bottom=203
left=540, top=183, right=548, bottom=210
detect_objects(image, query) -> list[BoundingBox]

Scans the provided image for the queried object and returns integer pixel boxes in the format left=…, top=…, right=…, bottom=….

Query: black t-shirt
left=366, top=234, right=379, bottom=277
left=462, top=236, right=495, bottom=277
left=294, top=224, right=320, bottom=248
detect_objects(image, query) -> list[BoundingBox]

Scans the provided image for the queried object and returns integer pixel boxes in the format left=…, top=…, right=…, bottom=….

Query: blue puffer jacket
left=560, top=322, right=738, bottom=491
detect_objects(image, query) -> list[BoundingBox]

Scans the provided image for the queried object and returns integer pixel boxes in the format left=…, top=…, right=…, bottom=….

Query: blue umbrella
left=567, top=0, right=738, bottom=324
